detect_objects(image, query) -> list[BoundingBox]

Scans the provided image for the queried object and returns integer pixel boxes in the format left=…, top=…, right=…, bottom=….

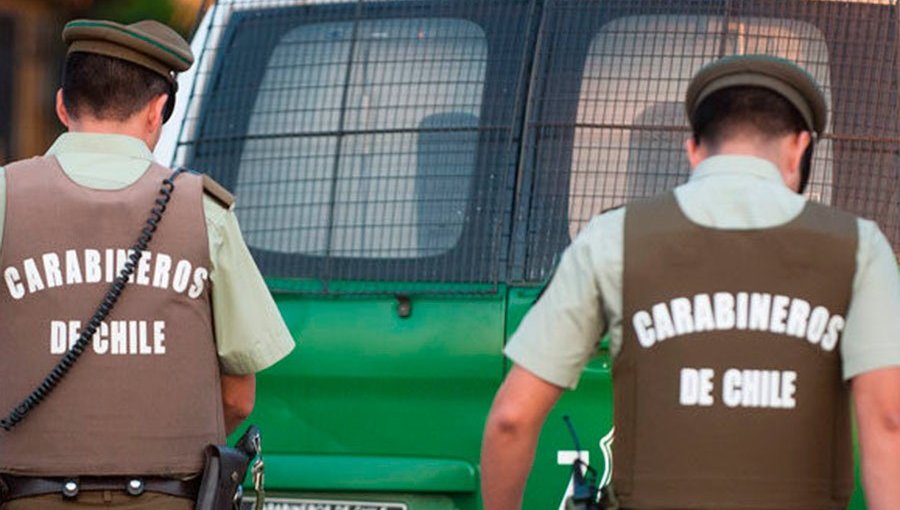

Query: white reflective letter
left=693, top=293, right=715, bottom=332
left=781, top=370, right=797, bottom=409
left=786, top=298, right=810, bottom=338
left=92, top=321, right=109, bottom=355
left=714, top=292, right=735, bottom=330
left=736, top=292, right=749, bottom=329
left=136, top=251, right=152, bottom=286
left=748, top=293, right=772, bottom=331
left=670, top=297, right=695, bottom=336
left=680, top=368, right=700, bottom=406
left=652, top=303, right=676, bottom=342
left=4, top=266, right=25, bottom=299
left=152, top=253, right=172, bottom=289
left=42, top=253, right=63, bottom=288
left=820, top=315, right=845, bottom=352
left=171, top=260, right=192, bottom=294
left=65, top=249, right=83, bottom=285
left=632, top=310, right=656, bottom=348
left=698, top=368, right=715, bottom=406
left=722, top=369, right=742, bottom=408
left=154, top=321, right=166, bottom=354
left=84, top=249, right=102, bottom=283
left=188, top=266, right=208, bottom=299
left=806, top=306, right=830, bottom=344
left=769, top=295, right=790, bottom=334
left=50, top=321, right=67, bottom=354
left=22, top=258, right=45, bottom=294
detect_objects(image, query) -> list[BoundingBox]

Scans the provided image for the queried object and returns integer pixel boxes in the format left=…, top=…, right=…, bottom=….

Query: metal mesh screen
left=174, top=0, right=898, bottom=292
left=177, top=0, right=534, bottom=292
left=235, top=17, right=484, bottom=259
left=519, top=0, right=899, bottom=281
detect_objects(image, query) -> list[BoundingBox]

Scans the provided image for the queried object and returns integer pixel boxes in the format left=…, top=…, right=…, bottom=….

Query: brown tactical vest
left=0, top=156, right=225, bottom=476
left=615, top=192, right=857, bottom=510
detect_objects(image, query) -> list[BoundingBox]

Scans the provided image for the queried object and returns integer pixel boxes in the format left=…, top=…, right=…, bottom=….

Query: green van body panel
left=238, top=283, right=619, bottom=509
left=243, top=284, right=873, bottom=508
left=263, top=454, right=476, bottom=492
left=242, top=279, right=878, bottom=509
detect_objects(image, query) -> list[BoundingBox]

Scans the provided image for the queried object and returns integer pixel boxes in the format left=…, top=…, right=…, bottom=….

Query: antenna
left=562, top=416, right=600, bottom=509
left=563, top=415, right=583, bottom=455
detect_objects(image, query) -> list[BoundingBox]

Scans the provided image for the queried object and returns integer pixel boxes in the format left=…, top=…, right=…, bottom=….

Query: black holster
left=0, top=475, right=9, bottom=502
left=195, top=425, right=260, bottom=510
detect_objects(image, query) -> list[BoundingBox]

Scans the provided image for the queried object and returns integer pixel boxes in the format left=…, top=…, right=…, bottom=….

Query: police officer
left=0, top=19, right=295, bottom=509
left=481, top=55, right=900, bottom=509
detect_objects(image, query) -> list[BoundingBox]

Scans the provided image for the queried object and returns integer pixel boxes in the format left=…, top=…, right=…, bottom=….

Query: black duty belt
left=0, top=474, right=201, bottom=501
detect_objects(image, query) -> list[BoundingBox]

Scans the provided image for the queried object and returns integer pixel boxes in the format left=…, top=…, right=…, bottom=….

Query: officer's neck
left=704, top=135, right=806, bottom=192
left=708, top=138, right=783, bottom=163
left=65, top=116, right=159, bottom=151
left=56, top=92, right=163, bottom=151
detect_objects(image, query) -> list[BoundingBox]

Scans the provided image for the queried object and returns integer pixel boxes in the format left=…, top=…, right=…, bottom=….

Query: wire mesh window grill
left=235, top=17, right=485, bottom=259
left=178, top=0, right=532, bottom=292
left=521, top=0, right=898, bottom=281
left=175, top=0, right=898, bottom=293
left=568, top=15, right=836, bottom=238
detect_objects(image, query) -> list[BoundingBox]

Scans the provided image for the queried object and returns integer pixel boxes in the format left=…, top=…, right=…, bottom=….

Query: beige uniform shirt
left=0, top=133, right=295, bottom=375
left=506, top=155, right=900, bottom=388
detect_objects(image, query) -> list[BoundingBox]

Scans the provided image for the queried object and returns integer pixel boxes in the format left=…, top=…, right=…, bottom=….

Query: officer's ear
left=786, top=131, right=812, bottom=172
left=780, top=130, right=812, bottom=192
left=56, top=89, right=71, bottom=128
left=685, top=137, right=708, bottom=169
left=145, top=93, right=169, bottom=134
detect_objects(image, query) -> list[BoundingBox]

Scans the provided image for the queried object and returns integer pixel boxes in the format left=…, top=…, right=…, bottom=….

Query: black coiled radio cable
left=0, top=168, right=188, bottom=432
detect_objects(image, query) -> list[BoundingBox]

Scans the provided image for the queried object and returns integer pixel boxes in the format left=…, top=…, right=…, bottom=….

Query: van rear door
left=165, top=1, right=536, bottom=507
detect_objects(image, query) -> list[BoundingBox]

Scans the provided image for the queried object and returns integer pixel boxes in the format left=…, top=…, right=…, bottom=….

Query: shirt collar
left=45, top=132, right=154, bottom=161
left=690, top=154, right=785, bottom=184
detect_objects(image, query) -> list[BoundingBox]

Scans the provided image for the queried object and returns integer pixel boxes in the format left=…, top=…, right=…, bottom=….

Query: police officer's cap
left=685, top=54, right=827, bottom=135
left=62, top=19, right=194, bottom=87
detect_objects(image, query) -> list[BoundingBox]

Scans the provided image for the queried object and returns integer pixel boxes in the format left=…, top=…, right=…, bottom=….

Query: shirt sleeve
left=205, top=198, right=296, bottom=375
left=503, top=215, right=614, bottom=389
left=841, top=218, right=900, bottom=380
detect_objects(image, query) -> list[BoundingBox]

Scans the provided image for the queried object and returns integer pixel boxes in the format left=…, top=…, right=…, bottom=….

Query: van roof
left=214, top=0, right=891, bottom=5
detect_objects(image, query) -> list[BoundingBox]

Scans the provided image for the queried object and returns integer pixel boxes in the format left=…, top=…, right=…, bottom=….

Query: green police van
left=156, top=0, right=899, bottom=508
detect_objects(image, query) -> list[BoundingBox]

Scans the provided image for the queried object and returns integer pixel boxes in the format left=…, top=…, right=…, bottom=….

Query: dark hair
left=62, top=52, right=171, bottom=121
left=691, top=86, right=809, bottom=150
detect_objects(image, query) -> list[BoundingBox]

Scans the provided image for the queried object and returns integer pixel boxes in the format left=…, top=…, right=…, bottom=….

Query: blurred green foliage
left=84, top=0, right=195, bottom=36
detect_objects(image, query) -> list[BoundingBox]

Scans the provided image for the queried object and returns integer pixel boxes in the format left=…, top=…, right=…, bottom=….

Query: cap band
left=685, top=55, right=827, bottom=136
left=65, top=20, right=191, bottom=67
left=68, top=41, right=175, bottom=86
left=694, top=72, right=817, bottom=134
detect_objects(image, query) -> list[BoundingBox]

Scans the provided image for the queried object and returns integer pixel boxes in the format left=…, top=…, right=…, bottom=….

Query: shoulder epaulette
left=201, top=174, right=235, bottom=209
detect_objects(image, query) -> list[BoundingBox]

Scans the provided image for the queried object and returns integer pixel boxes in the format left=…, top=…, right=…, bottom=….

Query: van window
left=569, top=15, right=833, bottom=237
left=234, top=17, right=486, bottom=259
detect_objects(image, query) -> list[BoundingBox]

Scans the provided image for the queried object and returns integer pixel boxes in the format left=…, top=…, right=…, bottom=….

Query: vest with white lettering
left=0, top=156, right=224, bottom=476
left=615, top=192, right=857, bottom=509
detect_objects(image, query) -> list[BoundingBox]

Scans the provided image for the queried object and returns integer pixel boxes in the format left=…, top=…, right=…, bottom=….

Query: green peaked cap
left=686, top=54, right=827, bottom=135
left=63, top=19, right=194, bottom=85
